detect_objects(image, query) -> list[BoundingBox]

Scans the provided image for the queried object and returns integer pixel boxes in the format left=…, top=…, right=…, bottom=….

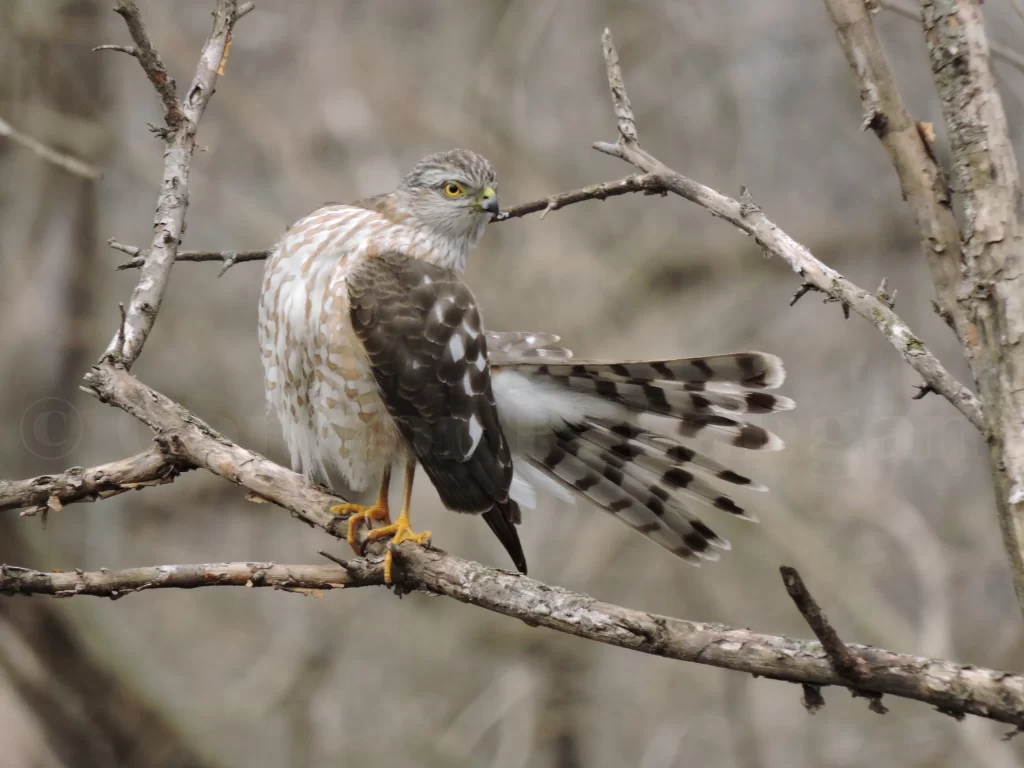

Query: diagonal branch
left=2, top=548, right=1023, bottom=728
left=0, top=115, right=103, bottom=180
left=79, top=362, right=389, bottom=550
left=781, top=566, right=871, bottom=685
left=592, top=29, right=982, bottom=430
left=822, top=0, right=963, bottom=331
left=100, top=0, right=240, bottom=368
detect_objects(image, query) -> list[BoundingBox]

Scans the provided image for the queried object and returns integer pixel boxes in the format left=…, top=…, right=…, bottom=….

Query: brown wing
left=347, top=251, right=526, bottom=574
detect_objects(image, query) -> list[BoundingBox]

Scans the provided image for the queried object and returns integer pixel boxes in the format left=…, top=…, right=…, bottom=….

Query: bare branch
left=920, top=0, right=1024, bottom=617
left=79, top=362, right=388, bottom=550
left=0, top=447, right=183, bottom=515
left=823, top=0, right=963, bottom=337
left=0, top=562, right=360, bottom=598
left=92, top=44, right=139, bottom=59
left=0, top=115, right=102, bottom=180
left=495, top=174, right=665, bottom=221
left=780, top=566, right=869, bottom=683
left=601, top=29, right=638, bottom=146
left=3, top=547, right=1023, bottom=727
left=101, top=0, right=240, bottom=369
left=591, top=37, right=983, bottom=430
left=109, top=0, right=184, bottom=128
left=110, top=175, right=670, bottom=269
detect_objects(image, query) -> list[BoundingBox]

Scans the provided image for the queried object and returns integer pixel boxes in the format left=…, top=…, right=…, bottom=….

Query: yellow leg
left=364, top=463, right=431, bottom=583
left=329, top=466, right=392, bottom=555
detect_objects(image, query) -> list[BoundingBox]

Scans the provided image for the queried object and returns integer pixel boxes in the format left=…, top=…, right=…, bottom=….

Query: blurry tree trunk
left=0, top=3, right=211, bottom=766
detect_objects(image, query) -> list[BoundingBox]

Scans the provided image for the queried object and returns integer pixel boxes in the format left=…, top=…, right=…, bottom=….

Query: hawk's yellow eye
left=443, top=182, right=465, bottom=198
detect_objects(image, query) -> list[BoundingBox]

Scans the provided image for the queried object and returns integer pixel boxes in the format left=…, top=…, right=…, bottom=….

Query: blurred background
left=2, top=1, right=1024, bottom=766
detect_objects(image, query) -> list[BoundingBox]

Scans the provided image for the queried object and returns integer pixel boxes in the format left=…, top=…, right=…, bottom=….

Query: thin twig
left=592, top=32, right=984, bottom=430
left=789, top=282, right=821, bottom=307
left=110, top=0, right=185, bottom=128
left=92, top=44, right=138, bottom=58
left=601, top=28, right=638, bottom=145
left=912, top=382, right=938, bottom=400
left=780, top=566, right=868, bottom=682
left=875, top=277, right=896, bottom=309
left=0, top=116, right=102, bottom=180
left=110, top=175, right=670, bottom=269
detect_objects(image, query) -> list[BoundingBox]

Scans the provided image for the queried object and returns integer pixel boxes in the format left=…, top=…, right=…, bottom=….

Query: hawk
left=258, top=149, right=793, bottom=582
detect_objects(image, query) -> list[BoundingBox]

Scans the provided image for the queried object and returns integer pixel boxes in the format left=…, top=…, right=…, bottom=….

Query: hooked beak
left=475, top=186, right=500, bottom=215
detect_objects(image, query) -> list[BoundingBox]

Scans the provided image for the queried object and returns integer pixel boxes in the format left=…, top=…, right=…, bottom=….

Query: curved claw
left=365, top=515, right=431, bottom=583
left=329, top=502, right=391, bottom=555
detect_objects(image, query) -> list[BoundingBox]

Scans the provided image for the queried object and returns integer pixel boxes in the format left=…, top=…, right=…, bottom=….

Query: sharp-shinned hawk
left=258, top=149, right=793, bottom=582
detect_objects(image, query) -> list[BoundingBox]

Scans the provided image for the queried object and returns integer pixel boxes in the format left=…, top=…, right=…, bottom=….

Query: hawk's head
left=395, top=149, right=499, bottom=251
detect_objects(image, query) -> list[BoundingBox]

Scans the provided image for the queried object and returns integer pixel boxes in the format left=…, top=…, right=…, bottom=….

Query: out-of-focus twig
left=590, top=29, right=983, bottom=430
left=0, top=115, right=102, bottom=180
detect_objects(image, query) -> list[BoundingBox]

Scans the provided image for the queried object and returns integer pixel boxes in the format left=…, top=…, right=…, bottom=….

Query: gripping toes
left=329, top=502, right=391, bottom=555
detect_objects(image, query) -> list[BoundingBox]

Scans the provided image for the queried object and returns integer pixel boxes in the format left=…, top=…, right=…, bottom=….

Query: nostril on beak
left=479, top=187, right=500, bottom=214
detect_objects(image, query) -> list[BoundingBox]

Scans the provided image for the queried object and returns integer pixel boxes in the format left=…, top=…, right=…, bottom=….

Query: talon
left=365, top=515, right=431, bottom=584
left=326, top=468, right=393, bottom=555
left=328, top=501, right=391, bottom=555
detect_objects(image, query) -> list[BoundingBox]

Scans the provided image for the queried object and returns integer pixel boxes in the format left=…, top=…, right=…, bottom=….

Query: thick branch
left=591, top=31, right=982, bottom=429
left=3, top=548, right=1024, bottom=727
left=0, top=447, right=183, bottom=515
left=101, top=0, right=239, bottom=368
left=879, top=0, right=1024, bottom=76
left=823, top=0, right=963, bottom=329
left=79, top=361, right=391, bottom=552
left=921, top=0, right=1024, bottom=616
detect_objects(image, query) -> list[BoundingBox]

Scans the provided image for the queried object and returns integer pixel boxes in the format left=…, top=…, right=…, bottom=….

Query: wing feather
left=347, top=251, right=526, bottom=573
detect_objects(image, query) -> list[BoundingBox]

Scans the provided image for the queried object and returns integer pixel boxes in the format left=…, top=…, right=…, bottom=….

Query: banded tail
left=489, top=338, right=793, bottom=564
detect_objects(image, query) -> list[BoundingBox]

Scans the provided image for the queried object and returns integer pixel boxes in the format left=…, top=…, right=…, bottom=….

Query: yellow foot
left=329, top=502, right=391, bottom=556
left=365, top=515, right=432, bottom=584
